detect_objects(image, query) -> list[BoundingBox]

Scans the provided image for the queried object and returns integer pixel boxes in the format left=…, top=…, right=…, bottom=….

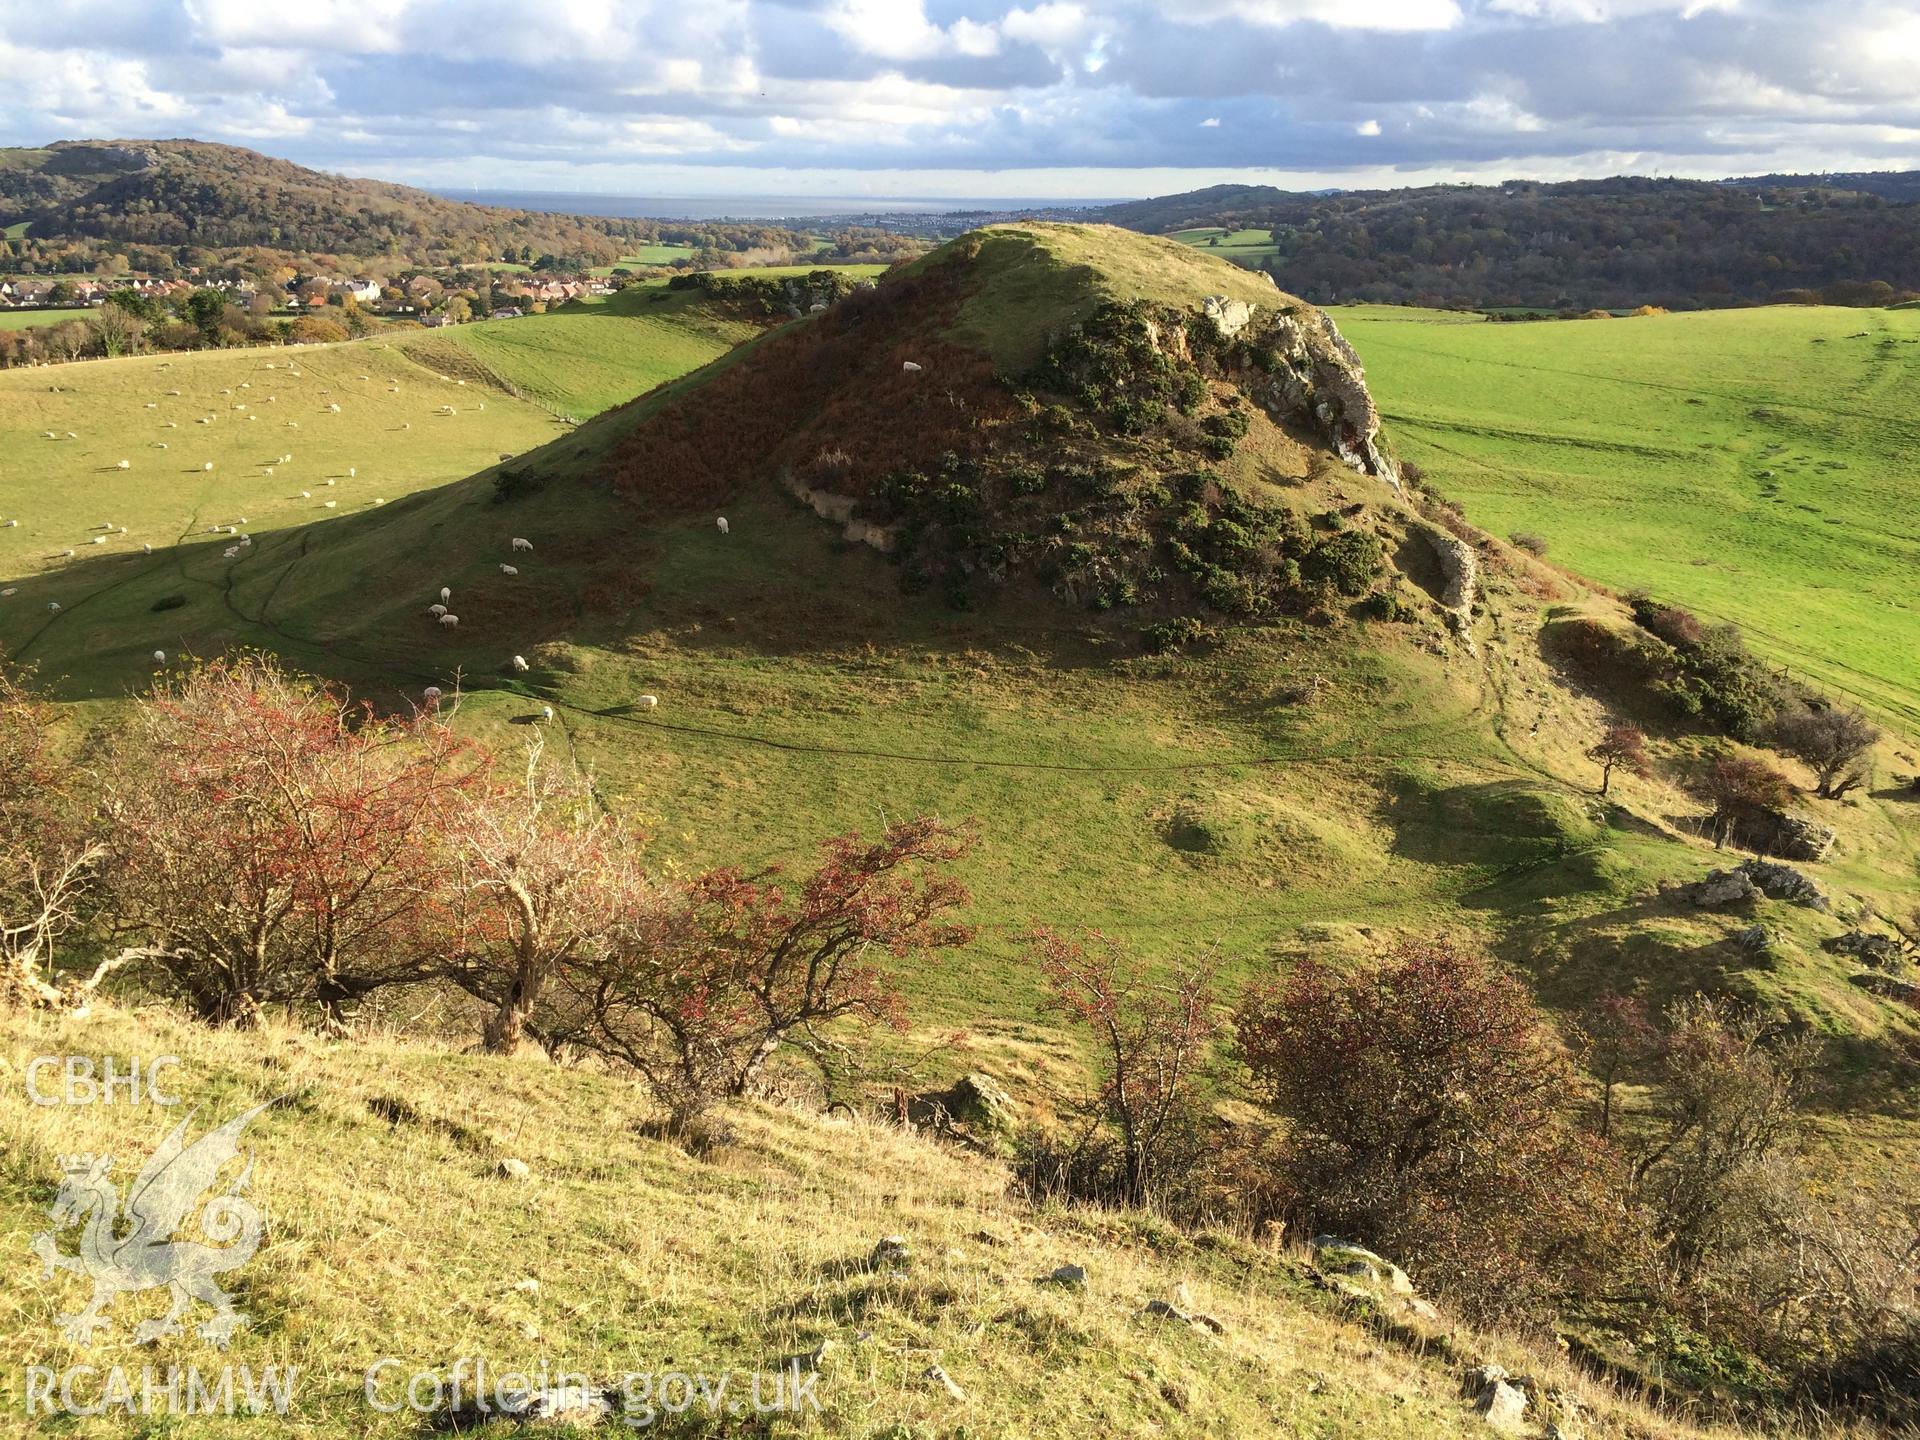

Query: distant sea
left=433, top=189, right=1119, bottom=221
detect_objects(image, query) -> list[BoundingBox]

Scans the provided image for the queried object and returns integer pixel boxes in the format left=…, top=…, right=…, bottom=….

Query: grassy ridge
left=1338, top=304, right=1920, bottom=722
left=1, top=1007, right=1764, bottom=1440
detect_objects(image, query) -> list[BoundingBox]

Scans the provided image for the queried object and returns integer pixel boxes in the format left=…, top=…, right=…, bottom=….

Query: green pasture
left=1337, top=303, right=1920, bottom=723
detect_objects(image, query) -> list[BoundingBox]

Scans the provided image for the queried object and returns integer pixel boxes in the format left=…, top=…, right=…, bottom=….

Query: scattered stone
left=1828, top=930, right=1905, bottom=969
left=1041, top=1264, right=1088, bottom=1289
left=1734, top=924, right=1775, bottom=955
left=493, top=1384, right=611, bottom=1425
left=1139, top=1298, right=1226, bottom=1335
left=1462, top=1365, right=1529, bottom=1433
left=942, top=1072, right=1021, bottom=1139
left=1310, top=1236, right=1413, bottom=1295
left=777, top=1340, right=834, bottom=1373
left=1742, top=859, right=1830, bottom=909
left=495, top=1158, right=532, bottom=1182
left=1691, top=868, right=1760, bottom=908
left=923, top=1363, right=966, bottom=1401
left=869, top=1235, right=911, bottom=1269
left=1403, top=1296, right=1441, bottom=1321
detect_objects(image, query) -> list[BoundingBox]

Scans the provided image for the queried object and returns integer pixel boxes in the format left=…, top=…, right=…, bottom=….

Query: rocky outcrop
left=1734, top=807, right=1837, bottom=863
left=1742, top=858, right=1830, bottom=909
left=1202, top=294, right=1256, bottom=338
left=1311, top=1236, right=1414, bottom=1294
left=1691, top=859, right=1828, bottom=911
left=1231, top=308, right=1400, bottom=490
left=1828, top=930, right=1905, bottom=970
left=1421, top=526, right=1479, bottom=612
left=1692, top=867, right=1761, bottom=908
left=1462, top=1365, right=1530, bottom=1432
left=782, top=471, right=896, bottom=553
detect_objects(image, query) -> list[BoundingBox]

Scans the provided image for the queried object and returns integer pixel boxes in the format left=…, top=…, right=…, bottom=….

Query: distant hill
left=1094, top=173, right=1920, bottom=310
left=0, top=138, right=654, bottom=266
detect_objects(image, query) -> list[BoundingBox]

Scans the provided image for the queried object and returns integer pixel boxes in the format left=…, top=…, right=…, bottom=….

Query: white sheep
left=499, top=564, right=518, bottom=576
left=143, top=542, right=152, bottom=553
left=48, top=601, right=60, bottom=612
left=348, top=467, right=356, bottom=477
left=153, top=650, right=165, bottom=664
left=116, top=460, right=130, bottom=470
left=328, top=403, right=341, bottom=413
left=223, top=547, right=238, bottom=558
left=324, top=478, right=335, bottom=486
left=439, top=587, right=451, bottom=602
left=237, top=517, right=248, bottom=525
left=156, top=443, right=168, bottom=450
left=90, top=536, right=105, bottom=545
left=2, top=519, right=15, bottom=528
left=202, top=462, right=214, bottom=472
left=511, top=655, right=529, bottom=673
left=373, top=498, right=386, bottom=506
left=300, top=490, right=311, bottom=498
left=903, top=360, right=923, bottom=373
left=511, top=537, right=533, bottom=552
left=716, top=516, right=730, bottom=535
left=439, top=613, right=459, bottom=628
left=637, top=694, right=659, bottom=711
left=323, top=501, right=337, bottom=509
left=541, top=705, right=554, bottom=723
left=423, top=685, right=442, bottom=702
left=0, top=587, right=13, bottom=595
left=428, top=603, right=448, bottom=617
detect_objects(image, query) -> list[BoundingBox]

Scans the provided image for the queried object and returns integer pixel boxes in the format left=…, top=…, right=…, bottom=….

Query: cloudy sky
left=2, top=0, right=1917, bottom=200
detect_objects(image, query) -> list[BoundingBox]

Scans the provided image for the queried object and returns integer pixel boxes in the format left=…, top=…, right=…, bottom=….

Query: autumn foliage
left=568, top=817, right=976, bottom=1125
left=1237, top=939, right=1623, bottom=1317
left=1025, top=928, right=1219, bottom=1207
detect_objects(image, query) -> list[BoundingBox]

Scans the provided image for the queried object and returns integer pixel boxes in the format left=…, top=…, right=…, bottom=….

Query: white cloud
left=1356, top=117, right=1381, bottom=135
left=1168, top=0, right=1463, bottom=31
left=1200, top=115, right=1222, bottom=126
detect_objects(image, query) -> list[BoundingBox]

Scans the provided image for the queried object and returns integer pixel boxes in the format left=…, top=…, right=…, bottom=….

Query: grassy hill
left=3, top=226, right=1911, bottom=1041
left=0, top=1007, right=1774, bottom=1440
left=0, top=139, right=644, bottom=265
left=1336, top=304, right=1920, bottom=725
left=1128, top=177, right=1920, bottom=310
left=398, top=270, right=885, bottom=422
left=3, top=227, right=1917, bottom=1430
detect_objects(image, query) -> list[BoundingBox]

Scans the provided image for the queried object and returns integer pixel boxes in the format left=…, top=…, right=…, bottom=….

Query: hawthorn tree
left=0, top=664, right=110, bottom=1008
left=1025, top=927, right=1218, bottom=1207
left=1772, top=706, right=1880, bottom=800
left=1237, top=939, right=1621, bottom=1317
left=1701, top=754, right=1793, bottom=846
left=1587, top=724, right=1650, bottom=797
left=570, top=817, right=974, bottom=1125
left=443, top=739, right=650, bottom=1055
left=101, top=655, right=485, bottom=1027
left=1581, top=990, right=1657, bottom=1139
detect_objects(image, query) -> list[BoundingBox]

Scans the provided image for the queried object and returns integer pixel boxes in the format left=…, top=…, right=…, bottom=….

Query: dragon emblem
left=29, top=1100, right=276, bottom=1347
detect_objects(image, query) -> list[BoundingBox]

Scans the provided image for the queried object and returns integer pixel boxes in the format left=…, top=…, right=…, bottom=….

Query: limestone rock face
left=1236, top=310, right=1399, bottom=489
left=1422, top=527, right=1479, bottom=612
left=1202, top=294, right=1256, bottom=338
